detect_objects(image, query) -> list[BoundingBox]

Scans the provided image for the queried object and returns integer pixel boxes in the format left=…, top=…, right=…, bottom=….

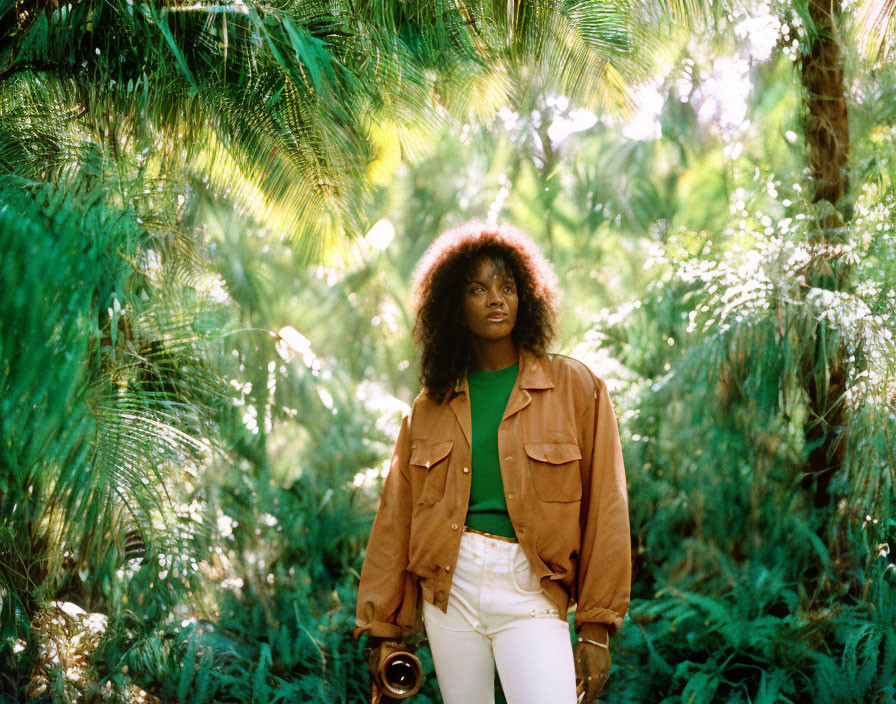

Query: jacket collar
left=448, top=348, right=553, bottom=447
left=517, top=347, right=555, bottom=390
left=452, top=347, right=554, bottom=393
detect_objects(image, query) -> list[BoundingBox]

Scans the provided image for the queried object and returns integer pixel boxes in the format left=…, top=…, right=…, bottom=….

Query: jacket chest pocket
left=410, top=440, right=453, bottom=505
left=524, top=442, right=582, bottom=503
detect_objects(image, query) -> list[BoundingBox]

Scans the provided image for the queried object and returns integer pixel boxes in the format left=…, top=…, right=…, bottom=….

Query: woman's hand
left=573, top=625, right=612, bottom=702
left=366, top=637, right=404, bottom=677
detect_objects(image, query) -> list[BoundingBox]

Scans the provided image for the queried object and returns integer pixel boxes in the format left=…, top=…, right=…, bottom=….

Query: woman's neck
left=469, top=339, right=519, bottom=372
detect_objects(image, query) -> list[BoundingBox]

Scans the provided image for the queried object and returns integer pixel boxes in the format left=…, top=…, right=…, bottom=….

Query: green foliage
left=0, top=177, right=118, bottom=688
left=3, top=2, right=896, bottom=704
left=0, top=171, right=234, bottom=696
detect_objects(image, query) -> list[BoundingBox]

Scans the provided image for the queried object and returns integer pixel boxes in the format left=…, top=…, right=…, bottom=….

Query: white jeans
left=422, top=529, right=578, bottom=704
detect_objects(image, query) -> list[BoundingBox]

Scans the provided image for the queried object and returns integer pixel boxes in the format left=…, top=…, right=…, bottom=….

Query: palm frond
left=2, top=0, right=679, bottom=253
left=851, top=0, right=896, bottom=64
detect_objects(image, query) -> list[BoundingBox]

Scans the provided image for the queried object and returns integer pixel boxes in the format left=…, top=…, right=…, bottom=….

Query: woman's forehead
left=468, top=255, right=514, bottom=280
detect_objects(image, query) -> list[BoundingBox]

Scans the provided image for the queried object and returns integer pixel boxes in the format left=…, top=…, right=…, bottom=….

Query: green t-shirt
left=465, top=362, right=519, bottom=539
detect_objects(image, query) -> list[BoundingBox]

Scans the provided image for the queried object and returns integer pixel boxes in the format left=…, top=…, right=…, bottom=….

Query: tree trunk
left=797, top=0, right=851, bottom=509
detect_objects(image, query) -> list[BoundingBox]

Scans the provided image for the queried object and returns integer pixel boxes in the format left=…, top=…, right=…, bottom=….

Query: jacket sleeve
left=354, top=413, right=420, bottom=640
left=574, top=375, right=631, bottom=640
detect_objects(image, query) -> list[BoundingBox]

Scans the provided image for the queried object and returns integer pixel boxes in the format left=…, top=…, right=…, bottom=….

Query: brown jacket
left=355, top=347, right=631, bottom=642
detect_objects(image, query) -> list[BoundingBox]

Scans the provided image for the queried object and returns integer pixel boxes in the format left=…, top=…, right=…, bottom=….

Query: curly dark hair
left=411, top=220, right=560, bottom=399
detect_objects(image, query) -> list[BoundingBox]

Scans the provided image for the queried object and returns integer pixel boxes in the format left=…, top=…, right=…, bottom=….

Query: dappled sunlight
left=3, top=0, right=896, bottom=702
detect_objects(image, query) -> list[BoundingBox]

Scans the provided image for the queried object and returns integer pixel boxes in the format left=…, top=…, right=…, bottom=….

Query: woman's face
left=462, top=256, right=519, bottom=343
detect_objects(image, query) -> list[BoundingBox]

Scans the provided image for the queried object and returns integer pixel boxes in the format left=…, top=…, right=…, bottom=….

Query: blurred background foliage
left=1, top=0, right=895, bottom=702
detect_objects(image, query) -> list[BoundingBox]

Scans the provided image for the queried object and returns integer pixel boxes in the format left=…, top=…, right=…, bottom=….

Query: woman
left=354, top=221, right=631, bottom=704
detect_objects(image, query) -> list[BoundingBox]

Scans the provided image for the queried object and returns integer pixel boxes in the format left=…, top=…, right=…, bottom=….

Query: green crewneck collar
left=468, top=362, right=519, bottom=383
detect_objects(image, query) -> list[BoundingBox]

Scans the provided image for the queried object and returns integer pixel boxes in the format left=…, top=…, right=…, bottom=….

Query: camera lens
left=385, top=659, right=416, bottom=692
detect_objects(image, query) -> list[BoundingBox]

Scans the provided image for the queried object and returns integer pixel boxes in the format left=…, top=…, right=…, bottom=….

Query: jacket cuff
left=576, top=622, right=610, bottom=646
left=573, top=606, right=623, bottom=636
left=353, top=621, right=407, bottom=641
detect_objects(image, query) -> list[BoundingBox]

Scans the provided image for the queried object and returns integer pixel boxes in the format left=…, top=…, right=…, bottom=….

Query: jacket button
left=507, top=493, right=515, bottom=500
left=452, top=523, right=458, bottom=530
left=445, top=565, right=451, bottom=572
left=505, top=456, right=512, bottom=461
left=463, top=467, right=470, bottom=473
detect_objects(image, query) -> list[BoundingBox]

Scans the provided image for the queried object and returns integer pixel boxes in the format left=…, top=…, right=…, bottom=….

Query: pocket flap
left=409, top=440, right=454, bottom=469
left=524, top=442, right=582, bottom=464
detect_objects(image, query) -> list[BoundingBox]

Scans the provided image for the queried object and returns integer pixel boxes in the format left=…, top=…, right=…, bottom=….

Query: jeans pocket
left=509, top=546, right=543, bottom=595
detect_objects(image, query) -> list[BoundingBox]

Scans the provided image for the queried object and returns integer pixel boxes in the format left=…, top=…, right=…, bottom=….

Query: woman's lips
left=487, top=312, right=508, bottom=321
